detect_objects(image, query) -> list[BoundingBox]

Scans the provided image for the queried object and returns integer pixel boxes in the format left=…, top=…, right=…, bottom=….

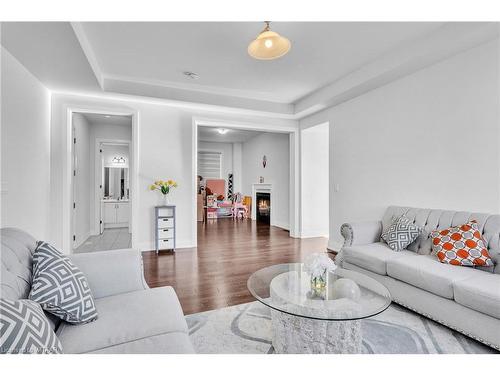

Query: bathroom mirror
left=104, top=167, right=129, bottom=199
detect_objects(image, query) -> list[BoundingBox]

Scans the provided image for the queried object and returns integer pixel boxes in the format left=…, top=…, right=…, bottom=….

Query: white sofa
left=336, top=206, right=500, bottom=351
left=0, top=227, right=195, bottom=353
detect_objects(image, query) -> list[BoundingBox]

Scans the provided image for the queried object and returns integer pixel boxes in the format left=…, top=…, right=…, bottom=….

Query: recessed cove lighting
left=217, top=128, right=229, bottom=135
left=104, top=115, right=111, bottom=118
left=183, top=71, right=200, bottom=80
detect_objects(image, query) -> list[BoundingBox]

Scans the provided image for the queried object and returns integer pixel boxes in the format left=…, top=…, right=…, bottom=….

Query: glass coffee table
left=247, top=263, right=392, bottom=353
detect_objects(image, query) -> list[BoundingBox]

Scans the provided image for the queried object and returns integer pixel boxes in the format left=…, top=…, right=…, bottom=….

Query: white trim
left=289, top=131, right=300, bottom=238
left=65, top=107, right=139, bottom=254
left=191, top=118, right=198, bottom=248
left=102, top=73, right=290, bottom=104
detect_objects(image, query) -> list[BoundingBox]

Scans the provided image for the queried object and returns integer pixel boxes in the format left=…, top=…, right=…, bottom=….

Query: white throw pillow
left=381, top=215, right=423, bottom=251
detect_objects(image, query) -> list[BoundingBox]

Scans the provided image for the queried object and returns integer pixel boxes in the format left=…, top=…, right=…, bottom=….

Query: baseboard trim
left=272, top=221, right=290, bottom=231
left=300, top=231, right=329, bottom=239
left=137, top=241, right=196, bottom=252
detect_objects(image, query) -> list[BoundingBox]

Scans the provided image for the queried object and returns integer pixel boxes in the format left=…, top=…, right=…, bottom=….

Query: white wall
left=242, top=133, right=290, bottom=229
left=1, top=48, right=51, bottom=239
left=72, top=113, right=91, bottom=247
left=301, top=123, right=329, bottom=238
left=300, top=40, right=500, bottom=249
left=49, top=93, right=298, bottom=253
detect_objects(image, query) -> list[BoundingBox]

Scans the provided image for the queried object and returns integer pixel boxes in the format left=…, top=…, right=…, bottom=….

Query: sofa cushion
left=56, top=286, right=189, bottom=353
left=387, top=254, right=479, bottom=299
left=453, top=273, right=500, bottom=319
left=0, top=298, right=63, bottom=354
left=342, top=242, right=414, bottom=275
left=0, top=228, right=37, bottom=301
left=89, top=332, right=195, bottom=354
left=29, top=241, right=98, bottom=324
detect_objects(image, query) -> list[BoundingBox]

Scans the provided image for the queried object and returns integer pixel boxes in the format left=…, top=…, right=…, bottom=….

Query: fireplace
left=256, top=192, right=271, bottom=224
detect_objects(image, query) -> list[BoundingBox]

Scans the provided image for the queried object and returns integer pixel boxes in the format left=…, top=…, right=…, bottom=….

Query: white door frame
left=65, top=107, right=139, bottom=254
left=94, top=139, right=132, bottom=236
left=71, top=124, right=78, bottom=246
left=191, top=117, right=300, bottom=247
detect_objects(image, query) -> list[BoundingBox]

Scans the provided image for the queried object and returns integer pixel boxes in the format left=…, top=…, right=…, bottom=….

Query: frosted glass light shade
left=248, top=29, right=291, bottom=60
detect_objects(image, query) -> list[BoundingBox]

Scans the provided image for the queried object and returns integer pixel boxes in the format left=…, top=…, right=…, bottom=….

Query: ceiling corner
left=71, top=22, right=104, bottom=89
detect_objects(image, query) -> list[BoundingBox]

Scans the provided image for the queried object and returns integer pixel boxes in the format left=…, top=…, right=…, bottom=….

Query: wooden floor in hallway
left=143, top=219, right=330, bottom=315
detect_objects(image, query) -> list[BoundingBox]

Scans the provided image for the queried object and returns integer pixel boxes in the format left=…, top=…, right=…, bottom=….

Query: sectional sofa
left=1, top=227, right=194, bottom=353
left=336, top=206, right=500, bottom=350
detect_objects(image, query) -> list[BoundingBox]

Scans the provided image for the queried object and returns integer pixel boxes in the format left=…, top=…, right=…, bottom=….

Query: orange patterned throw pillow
left=430, top=220, right=494, bottom=267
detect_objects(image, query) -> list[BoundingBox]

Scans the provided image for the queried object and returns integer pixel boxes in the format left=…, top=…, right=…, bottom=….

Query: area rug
left=186, top=301, right=496, bottom=354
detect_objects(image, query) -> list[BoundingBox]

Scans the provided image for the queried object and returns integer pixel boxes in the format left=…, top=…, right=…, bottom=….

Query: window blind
left=198, top=151, right=222, bottom=179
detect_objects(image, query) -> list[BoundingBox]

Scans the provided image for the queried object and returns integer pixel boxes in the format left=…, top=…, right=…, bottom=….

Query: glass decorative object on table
left=304, top=253, right=337, bottom=300
left=309, top=269, right=327, bottom=299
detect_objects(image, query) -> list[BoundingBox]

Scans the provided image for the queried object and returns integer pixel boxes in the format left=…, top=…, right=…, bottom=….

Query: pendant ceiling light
left=248, top=21, right=291, bottom=60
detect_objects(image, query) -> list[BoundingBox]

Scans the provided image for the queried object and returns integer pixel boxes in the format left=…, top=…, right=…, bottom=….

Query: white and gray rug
left=186, top=302, right=497, bottom=354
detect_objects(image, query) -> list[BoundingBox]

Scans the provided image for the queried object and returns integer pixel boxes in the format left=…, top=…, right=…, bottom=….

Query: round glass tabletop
left=247, top=263, right=391, bottom=321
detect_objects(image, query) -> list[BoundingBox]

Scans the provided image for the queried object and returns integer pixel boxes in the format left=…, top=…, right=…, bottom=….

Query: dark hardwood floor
left=143, top=219, right=330, bottom=315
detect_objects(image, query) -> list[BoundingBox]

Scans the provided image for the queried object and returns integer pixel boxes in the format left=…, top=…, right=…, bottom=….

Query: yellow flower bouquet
left=150, top=179, right=178, bottom=205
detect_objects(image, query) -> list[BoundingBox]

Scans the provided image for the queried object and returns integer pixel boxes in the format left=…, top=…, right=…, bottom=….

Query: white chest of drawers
left=155, top=205, right=176, bottom=253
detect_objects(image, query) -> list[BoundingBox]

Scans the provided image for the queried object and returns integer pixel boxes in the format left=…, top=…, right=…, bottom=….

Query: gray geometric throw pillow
left=0, top=298, right=63, bottom=354
left=381, top=215, right=423, bottom=252
left=29, top=241, right=98, bottom=324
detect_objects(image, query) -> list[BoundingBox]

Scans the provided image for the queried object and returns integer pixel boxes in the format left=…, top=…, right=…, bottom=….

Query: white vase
left=163, top=194, right=170, bottom=206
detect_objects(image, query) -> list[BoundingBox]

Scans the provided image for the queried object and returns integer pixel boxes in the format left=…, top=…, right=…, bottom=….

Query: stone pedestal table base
left=271, top=309, right=361, bottom=354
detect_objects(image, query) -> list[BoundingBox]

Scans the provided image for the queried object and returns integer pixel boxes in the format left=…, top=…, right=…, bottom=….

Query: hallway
left=74, top=228, right=132, bottom=253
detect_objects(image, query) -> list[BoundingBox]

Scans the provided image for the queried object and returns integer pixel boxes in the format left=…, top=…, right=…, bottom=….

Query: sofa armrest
left=340, top=221, right=383, bottom=247
left=69, top=249, right=149, bottom=299
left=336, top=221, right=382, bottom=268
